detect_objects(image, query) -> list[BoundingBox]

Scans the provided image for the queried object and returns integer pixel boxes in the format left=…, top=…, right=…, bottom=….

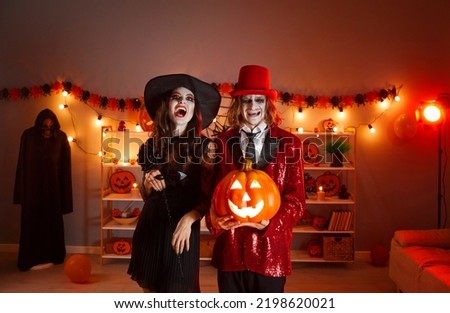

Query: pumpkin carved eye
left=230, top=180, right=242, bottom=190
left=250, top=180, right=261, bottom=189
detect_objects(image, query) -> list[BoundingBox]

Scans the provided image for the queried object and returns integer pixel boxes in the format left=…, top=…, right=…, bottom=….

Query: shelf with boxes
left=293, top=130, right=357, bottom=263
left=100, top=127, right=150, bottom=262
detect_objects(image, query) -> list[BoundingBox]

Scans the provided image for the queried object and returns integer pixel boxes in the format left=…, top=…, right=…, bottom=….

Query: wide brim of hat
left=230, top=88, right=278, bottom=101
left=144, top=74, right=221, bottom=129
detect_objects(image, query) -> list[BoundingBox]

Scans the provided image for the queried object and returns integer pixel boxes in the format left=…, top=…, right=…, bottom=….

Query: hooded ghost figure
left=14, top=108, right=73, bottom=271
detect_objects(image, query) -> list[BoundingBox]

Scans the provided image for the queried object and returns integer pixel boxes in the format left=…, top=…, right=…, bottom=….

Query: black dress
left=13, top=109, right=73, bottom=271
left=128, top=137, right=211, bottom=292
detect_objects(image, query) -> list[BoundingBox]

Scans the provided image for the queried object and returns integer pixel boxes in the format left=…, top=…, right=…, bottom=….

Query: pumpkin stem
left=242, top=159, right=253, bottom=171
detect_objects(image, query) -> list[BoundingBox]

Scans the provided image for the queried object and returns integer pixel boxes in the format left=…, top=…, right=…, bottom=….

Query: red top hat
left=230, top=65, right=277, bottom=101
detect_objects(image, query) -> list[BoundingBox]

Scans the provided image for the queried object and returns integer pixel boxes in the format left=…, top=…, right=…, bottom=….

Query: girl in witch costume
left=207, top=65, right=305, bottom=292
left=128, top=74, right=221, bottom=292
left=14, top=108, right=73, bottom=271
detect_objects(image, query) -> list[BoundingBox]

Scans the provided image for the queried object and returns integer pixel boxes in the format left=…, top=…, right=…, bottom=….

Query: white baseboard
left=0, top=244, right=101, bottom=254
left=1, top=243, right=371, bottom=261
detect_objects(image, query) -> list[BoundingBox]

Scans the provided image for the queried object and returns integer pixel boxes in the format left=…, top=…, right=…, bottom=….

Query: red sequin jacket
left=207, top=126, right=305, bottom=277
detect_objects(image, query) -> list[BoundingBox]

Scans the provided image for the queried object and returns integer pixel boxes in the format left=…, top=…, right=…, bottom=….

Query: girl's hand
left=233, top=219, right=269, bottom=230
left=171, top=210, right=201, bottom=254
left=210, top=203, right=240, bottom=230
left=144, top=170, right=166, bottom=192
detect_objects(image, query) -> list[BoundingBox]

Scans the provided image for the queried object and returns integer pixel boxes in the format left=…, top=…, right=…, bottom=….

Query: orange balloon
left=64, top=254, right=92, bottom=283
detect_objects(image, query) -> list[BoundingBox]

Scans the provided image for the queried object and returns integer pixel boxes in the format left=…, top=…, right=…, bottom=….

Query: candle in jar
left=131, top=183, right=140, bottom=197
left=317, top=186, right=325, bottom=201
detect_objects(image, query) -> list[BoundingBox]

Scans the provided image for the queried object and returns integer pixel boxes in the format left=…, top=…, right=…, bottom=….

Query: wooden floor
left=0, top=252, right=397, bottom=293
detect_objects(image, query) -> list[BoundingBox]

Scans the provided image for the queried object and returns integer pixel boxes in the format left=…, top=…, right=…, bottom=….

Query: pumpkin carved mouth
left=228, top=198, right=264, bottom=218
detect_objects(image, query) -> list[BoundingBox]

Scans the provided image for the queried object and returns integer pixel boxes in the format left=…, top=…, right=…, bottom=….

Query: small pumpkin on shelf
left=307, top=239, right=323, bottom=257
left=312, top=215, right=328, bottom=231
left=112, top=239, right=132, bottom=255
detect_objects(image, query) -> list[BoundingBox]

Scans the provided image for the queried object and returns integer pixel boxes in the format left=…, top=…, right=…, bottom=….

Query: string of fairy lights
left=59, top=93, right=401, bottom=157
left=1, top=81, right=402, bottom=155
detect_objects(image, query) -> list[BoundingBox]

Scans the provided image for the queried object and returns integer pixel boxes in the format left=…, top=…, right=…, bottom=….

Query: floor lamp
left=437, top=124, right=443, bottom=229
left=416, top=95, right=447, bottom=229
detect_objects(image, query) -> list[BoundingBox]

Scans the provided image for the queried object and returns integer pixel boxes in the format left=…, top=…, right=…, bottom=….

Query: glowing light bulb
left=423, top=105, right=442, bottom=123
left=95, top=115, right=102, bottom=126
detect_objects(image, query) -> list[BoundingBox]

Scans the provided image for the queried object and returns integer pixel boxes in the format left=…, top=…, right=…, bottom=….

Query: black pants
left=218, top=270, right=286, bottom=293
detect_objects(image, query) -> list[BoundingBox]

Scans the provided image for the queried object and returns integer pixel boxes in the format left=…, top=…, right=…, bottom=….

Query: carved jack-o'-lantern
left=112, top=208, right=122, bottom=217
left=315, top=171, right=340, bottom=197
left=213, top=159, right=281, bottom=223
left=113, top=239, right=131, bottom=255
left=110, top=169, right=136, bottom=194
left=302, top=140, right=320, bottom=164
left=307, top=239, right=323, bottom=257
left=322, top=118, right=338, bottom=132
left=312, top=215, right=328, bottom=230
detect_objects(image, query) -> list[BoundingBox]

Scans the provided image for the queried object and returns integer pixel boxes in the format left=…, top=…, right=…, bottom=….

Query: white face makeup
left=241, top=95, right=266, bottom=129
left=168, top=87, right=195, bottom=133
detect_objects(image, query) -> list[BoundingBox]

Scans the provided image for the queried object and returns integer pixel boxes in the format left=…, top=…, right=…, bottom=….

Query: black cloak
left=13, top=108, right=73, bottom=271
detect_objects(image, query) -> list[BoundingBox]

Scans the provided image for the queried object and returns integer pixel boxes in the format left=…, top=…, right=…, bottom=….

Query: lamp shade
left=415, top=100, right=445, bottom=126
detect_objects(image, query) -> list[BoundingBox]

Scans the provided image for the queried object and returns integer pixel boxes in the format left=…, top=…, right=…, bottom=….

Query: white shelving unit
left=293, top=130, right=357, bottom=263
left=99, top=127, right=149, bottom=263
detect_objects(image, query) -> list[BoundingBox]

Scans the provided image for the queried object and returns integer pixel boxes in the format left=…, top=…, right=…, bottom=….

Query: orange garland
left=1, top=80, right=400, bottom=111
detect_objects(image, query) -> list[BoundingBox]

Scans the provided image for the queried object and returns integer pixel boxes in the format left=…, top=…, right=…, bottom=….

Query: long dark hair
left=150, top=91, right=204, bottom=171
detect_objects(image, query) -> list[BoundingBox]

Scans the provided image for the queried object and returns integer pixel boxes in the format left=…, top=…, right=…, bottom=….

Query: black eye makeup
left=170, top=94, right=195, bottom=103
left=241, top=97, right=266, bottom=104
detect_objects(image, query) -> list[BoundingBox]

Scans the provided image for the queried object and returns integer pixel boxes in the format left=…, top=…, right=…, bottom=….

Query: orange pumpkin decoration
left=302, top=139, right=320, bottom=164
left=112, top=208, right=122, bottom=217
left=213, top=159, right=281, bottom=223
left=132, top=207, right=140, bottom=217
left=315, top=171, right=340, bottom=196
left=312, top=215, right=328, bottom=230
left=322, top=118, right=338, bottom=132
left=112, top=239, right=132, bottom=255
left=109, top=169, right=136, bottom=194
left=307, top=239, right=323, bottom=257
